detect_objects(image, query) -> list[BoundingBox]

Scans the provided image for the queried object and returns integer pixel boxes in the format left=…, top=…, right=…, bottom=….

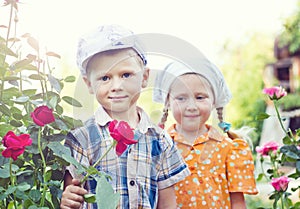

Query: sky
left=3, top=0, right=297, bottom=69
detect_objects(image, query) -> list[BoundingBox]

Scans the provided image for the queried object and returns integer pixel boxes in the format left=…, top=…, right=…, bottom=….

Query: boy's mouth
left=108, top=95, right=128, bottom=100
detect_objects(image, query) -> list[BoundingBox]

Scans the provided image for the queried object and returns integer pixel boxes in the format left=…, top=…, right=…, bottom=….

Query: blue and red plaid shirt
left=64, top=106, right=190, bottom=209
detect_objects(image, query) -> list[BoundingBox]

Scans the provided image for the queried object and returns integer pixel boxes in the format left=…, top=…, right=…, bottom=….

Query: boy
left=60, top=24, right=190, bottom=209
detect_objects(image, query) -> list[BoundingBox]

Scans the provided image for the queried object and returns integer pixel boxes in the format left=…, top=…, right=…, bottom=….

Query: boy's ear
left=142, top=67, right=150, bottom=88
left=83, top=76, right=94, bottom=94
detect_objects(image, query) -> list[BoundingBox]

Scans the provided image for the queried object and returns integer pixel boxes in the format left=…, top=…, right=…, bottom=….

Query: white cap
left=153, top=59, right=232, bottom=108
left=76, top=24, right=147, bottom=76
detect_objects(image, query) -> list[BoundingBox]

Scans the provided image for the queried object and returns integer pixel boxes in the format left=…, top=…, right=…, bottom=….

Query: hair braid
left=158, top=105, right=169, bottom=129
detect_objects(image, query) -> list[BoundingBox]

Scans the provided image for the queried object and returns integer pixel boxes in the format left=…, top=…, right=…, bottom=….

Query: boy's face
left=168, top=74, right=214, bottom=134
left=83, top=49, right=149, bottom=117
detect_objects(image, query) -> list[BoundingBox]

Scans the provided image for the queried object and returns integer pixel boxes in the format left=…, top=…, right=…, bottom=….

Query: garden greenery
left=256, top=86, right=300, bottom=209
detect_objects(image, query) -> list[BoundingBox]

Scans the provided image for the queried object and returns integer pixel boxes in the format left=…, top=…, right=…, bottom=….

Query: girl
left=153, top=60, right=258, bottom=209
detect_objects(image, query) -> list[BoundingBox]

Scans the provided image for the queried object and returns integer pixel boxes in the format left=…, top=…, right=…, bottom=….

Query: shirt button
left=129, top=180, right=135, bottom=186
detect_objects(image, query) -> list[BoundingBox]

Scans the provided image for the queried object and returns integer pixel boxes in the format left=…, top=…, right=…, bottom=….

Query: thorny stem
left=9, top=159, right=18, bottom=209
left=273, top=100, right=295, bottom=141
left=37, top=127, right=47, bottom=206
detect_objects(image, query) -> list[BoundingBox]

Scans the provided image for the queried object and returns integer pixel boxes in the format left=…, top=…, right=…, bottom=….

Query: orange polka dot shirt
left=168, top=124, right=258, bottom=209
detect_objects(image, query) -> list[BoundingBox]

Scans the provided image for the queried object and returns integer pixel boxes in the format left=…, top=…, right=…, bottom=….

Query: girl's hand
left=60, top=179, right=88, bottom=209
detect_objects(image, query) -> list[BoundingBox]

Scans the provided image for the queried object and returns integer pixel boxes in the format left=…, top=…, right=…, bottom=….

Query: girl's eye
left=175, top=96, right=186, bottom=101
left=122, top=73, right=131, bottom=78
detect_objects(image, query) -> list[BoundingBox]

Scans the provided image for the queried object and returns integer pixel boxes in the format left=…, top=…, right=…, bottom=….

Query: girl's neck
left=175, top=124, right=208, bottom=144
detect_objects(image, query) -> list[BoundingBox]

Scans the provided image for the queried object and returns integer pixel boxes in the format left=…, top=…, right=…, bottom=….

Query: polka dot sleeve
left=226, top=138, right=258, bottom=195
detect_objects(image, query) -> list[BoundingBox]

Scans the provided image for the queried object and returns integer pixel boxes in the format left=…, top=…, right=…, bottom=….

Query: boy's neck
left=107, top=107, right=140, bottom=128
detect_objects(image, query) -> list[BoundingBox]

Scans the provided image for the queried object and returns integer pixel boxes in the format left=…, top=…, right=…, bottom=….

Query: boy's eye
left=100, top=76, right=109, bottom=81
left=196, top=96, right=204, bottom=100
left=122, top=73, right=131, bottom=78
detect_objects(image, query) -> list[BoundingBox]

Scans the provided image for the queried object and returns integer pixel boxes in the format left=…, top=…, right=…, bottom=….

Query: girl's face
left=168, top=74, right=214, bottom=134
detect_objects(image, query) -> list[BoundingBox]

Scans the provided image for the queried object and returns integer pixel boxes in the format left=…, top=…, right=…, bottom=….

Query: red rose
left=31, top=105, right=55, bottom=126
left=2, top=131, right=32, bottom=160
left=108, top=120, right=136, bottom=156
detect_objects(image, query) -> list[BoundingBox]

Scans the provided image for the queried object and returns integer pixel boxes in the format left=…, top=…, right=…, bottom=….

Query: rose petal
left=115, top=142, right=127, bottom=156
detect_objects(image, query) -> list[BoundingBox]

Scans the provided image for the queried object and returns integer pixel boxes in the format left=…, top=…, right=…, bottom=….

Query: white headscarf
left=153, top=58, right=232, bottom=109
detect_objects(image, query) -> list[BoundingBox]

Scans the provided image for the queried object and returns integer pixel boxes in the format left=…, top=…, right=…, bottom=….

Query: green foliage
left=256, top=89, right=300, bottom=208
left=0, top=1, right=84, bottom=208
left=278, top=1, right=300, bottom=54
left=220, top=32, right=274, bottom=146
left=277, top=92, right=300, bottom=111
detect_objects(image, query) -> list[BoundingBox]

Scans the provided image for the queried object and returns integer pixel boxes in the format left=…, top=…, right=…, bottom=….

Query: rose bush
left=256, top=86, right=300, bottom=209
left=0, top=1, right=84, bottom=208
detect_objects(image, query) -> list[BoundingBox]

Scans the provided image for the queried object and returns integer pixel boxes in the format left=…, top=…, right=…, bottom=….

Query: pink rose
left=2, top=131, right=32, bottom=160
left=271, top=176, right=290, bottom=192
left=31, top=105, right=55, bottom=126
left=256, top=141, right=280, bottom=156
left=262, top=86, right=287, bottom=100
left=108, top=120, right=137, bottom=156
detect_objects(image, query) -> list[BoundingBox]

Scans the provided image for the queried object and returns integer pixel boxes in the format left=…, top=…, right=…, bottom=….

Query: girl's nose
left=186, top=99, right=197, bottom=110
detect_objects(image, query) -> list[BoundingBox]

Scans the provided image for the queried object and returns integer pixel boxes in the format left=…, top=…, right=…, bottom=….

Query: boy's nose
left=111, top=77, right=123, bottom=91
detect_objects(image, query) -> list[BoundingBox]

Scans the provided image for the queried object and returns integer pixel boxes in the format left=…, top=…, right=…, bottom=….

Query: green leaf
left=256, top=112, right=270, bottom=120
left=256, top=173, right=264, bottom=181
left=86, top=166, right=99, bottom=176
left=10, top=119, right=23, bottom=127
left=22, top=89, right=37, bottom=96
left=0, top=167, right=10, bottom=178
left=17, top=182, right=31, bottom=191
left=282, top=135, right=293, bottom=145
left=29, top=74, right=44, bottom=80
left=11, top=95, right=29, bottom=104
left=9, top=58, right=33, bottom=71
left=3, top=76, right=19, bottom=81
left=27, top=36, right=39, bottom=52
left=296, top=160, right=300, bottom=172
left=29, top=189, right=41, bottom=202
left=95, top=175, right=120, bottom=209
left=48, top=74, right=62, bottom=93
left=84, top=193, right=96, bottom=203
left=62, top=96, right=82, bottom=107
left=12, top=112, right=23, bottom=120
left=48, top=96, right=58, bottom=109
left=64, top=75, right=76, bottom=82
left=46, top=51, right=61, bottom=59
left=0, top=43, right=17, bottom=57
left=56, top=104, right=63, bottom=115
left=47, top=142, right=85, bottom=173
left=0, top=103, right=11, bottom=116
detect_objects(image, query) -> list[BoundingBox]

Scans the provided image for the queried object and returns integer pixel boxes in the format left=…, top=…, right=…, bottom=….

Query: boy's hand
left=60, top=179, right=88, bottom=209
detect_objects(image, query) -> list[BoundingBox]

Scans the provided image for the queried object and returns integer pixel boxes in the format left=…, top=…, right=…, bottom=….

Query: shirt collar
left=168, top=124, right=224, bottom=146
left=94, top=106, right=154, bottom=134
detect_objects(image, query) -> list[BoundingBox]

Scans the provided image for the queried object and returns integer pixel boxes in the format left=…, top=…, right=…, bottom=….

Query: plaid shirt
left=64, top=106, right=190, bottom=209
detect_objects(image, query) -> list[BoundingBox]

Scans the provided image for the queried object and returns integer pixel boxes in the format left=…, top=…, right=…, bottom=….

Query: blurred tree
left=220, top=32, right=275, bottom=146
left=278, top=0, right=300, bottom=55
